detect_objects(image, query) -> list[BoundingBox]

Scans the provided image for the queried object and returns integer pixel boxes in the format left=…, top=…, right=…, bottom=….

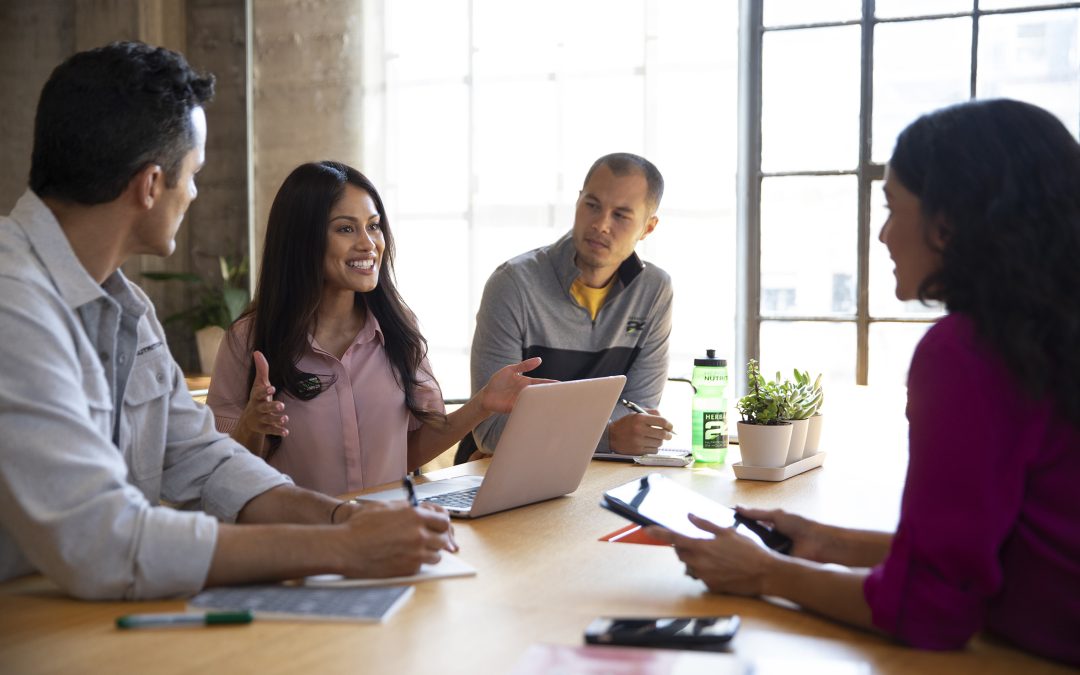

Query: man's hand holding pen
left=608, top=398, right=675, bottom=455
left=326, top=477, right=458, bottom=578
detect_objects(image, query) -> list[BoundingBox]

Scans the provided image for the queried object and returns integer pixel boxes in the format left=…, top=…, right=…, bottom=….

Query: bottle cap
left=694, top=349, right=726, bottom=367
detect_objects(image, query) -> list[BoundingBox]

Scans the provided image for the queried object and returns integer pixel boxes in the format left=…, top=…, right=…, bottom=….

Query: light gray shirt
left=0, top=191, right=290, bottom=599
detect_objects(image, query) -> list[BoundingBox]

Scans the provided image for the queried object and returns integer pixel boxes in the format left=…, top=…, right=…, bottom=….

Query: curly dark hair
left=30, top=41, right=215, bottom=204
left=237, top=161, right=442, bottom=456
left=889, top=98, right=1080, bottom=426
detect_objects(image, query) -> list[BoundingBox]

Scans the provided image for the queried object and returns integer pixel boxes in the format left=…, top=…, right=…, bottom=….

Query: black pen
left=402, top=475, right=419, bottom=506
left=619, top=398, right=677, bottom=435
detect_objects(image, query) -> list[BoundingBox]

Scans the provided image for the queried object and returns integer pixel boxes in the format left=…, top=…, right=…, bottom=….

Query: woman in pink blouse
left=207, top=161, right=547, bottom=496
left=650, top=99, right=1080, bottom=665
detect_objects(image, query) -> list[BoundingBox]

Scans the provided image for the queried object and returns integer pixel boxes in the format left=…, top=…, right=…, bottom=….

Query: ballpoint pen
left=116, top=610, right=254, bottom=629
left=402, top=475, right=419, bottom=506
left=619, top=398, right=677, bottom=435
left=619, top=397, right=649, bottom=415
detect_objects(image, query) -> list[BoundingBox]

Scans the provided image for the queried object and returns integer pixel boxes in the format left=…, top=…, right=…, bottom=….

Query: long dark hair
left=237, top=161, right=441, bottom=448
left=889, top=99, right=1080, bottom=425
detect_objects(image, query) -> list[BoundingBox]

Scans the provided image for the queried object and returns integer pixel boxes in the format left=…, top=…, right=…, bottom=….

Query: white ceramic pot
left=195, top=325, right=226, bottom=375
left=736, top=421, right=793, bottom=468
left=784, top=418, right=810, bottom=464
left=804, top=413, right=824, bottom=453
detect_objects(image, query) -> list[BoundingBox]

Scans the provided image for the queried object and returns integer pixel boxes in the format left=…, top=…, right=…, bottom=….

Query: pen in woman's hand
left=402, top=475, right=419, bottom=507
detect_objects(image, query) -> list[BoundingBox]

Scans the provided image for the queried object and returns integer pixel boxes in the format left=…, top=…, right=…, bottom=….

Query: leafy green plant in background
left=736, top=359, right=791, bottom=425
left=143, top=255, right=249, bottom=332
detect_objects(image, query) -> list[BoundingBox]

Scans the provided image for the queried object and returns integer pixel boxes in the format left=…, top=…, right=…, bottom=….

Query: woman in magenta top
left=650, top=99, right=1080, bottom=666
left=208, top=161, right=545, bottom=495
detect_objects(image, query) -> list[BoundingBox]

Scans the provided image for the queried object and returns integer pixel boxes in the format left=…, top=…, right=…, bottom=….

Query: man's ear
left=639, top=214, right=659, bottom=241
left=129, top=163, right=164, bottom=210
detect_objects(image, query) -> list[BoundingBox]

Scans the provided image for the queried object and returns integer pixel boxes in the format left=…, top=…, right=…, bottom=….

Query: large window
left=360, top=1, right=1079, bottom=401
left=362, top=1, right=740, bottom=398
left=741, top=0, right=1080, bottom=392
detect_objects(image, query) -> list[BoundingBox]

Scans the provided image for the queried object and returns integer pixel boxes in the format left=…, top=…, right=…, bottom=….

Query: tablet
left=600, top=473, right=792, bottom=553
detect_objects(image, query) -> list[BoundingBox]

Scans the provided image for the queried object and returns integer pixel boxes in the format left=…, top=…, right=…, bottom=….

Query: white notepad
left=302, top=552, right=477, bottom=588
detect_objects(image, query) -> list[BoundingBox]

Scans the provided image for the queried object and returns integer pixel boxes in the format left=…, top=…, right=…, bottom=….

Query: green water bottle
left=691, top=349, right=728, bottom=463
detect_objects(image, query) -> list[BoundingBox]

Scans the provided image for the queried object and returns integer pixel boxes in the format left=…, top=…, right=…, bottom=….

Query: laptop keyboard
left=422, top=486, right=480, bottom=510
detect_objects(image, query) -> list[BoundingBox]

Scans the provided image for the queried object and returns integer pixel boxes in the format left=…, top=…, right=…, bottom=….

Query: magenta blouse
left=863, top=313, right=1080, bottom=665
left=207, top=313, right=444, bottom=496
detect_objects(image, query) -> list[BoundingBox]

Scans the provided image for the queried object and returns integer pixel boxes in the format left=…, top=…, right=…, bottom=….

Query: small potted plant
left=143, top=254, right=249, bottom=373
left=777, top=369, right=823, bottom=464
left=801, top=371, right=824, bottom=454
left=735, top=359, right=793, bottom=468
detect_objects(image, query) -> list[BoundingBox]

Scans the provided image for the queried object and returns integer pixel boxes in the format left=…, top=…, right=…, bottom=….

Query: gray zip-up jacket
left=468, top=232, right=673, bottom=454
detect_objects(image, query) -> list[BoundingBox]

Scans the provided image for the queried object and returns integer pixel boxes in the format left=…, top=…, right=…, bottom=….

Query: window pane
left=558, top=75, right=645, bottom=203
left=981, top=0, right=1070, bottom=9
left=474, top=0, right=560, bottom=79
left=763, top=0, right=860, bottom=26
left=868, top=322, right=932, bottom=388
left=655, top=0, right=735, bottom=67
left=640, top=214, right=736, bottom=380
left=978, top=9, right=1080, bottom=138
left=364, top=3, right=740, bottom=399
left=427, top=347, right=470, bottom=402
left=873, top=18, right=972, bottom=163
left=654, top=71, right=737, bottom=211
left=868, top=180, right=947, bottom=318
left=386, top=0, right=468, bottom=83
left=390, top=84, right=469, bottom=214
left=759, top=321, right=856, bottom=387
left=760, top=176, right=857, bottom=317
left=475, top=81, right=559, bottom=205
left=561, top=0, right=645, bottom=74
left=875, top=1, right=972, bottom=19
left=762, top=26, right=861, bottom=172
left=393, top=217, right=471, bottom=348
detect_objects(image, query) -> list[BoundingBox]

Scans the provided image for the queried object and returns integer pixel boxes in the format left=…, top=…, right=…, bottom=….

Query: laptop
left=362, top=375, right=625, bottom=518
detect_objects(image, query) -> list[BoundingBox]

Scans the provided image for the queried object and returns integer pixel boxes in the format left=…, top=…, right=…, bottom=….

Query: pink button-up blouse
left=207, top=313, right=444, bottom=496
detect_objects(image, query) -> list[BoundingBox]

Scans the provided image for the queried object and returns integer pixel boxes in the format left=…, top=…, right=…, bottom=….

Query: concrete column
left=250, top=0, right=364, bottom=271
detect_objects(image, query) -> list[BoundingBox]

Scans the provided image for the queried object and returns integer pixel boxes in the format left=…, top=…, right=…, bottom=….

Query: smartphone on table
left=584, top=615, right=740, bottom=650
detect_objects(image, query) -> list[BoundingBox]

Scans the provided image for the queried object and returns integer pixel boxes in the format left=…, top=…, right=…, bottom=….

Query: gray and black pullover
left=468, top=232, right=673, bottom=455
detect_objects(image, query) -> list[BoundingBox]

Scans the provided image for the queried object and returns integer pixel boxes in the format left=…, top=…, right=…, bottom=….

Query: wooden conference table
left=0, top=389, right=1073, bottom=674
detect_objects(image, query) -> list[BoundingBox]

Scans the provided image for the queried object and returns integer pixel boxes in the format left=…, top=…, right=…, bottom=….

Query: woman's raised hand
left=238, top=350, right=289, bottom=438
left=478, top=357, right=555, bottom=415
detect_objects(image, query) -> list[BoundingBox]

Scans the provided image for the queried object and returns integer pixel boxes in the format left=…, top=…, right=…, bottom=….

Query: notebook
left=188, top=584, right=412, bottom=623
left=364, top=375, right=625, bottom=518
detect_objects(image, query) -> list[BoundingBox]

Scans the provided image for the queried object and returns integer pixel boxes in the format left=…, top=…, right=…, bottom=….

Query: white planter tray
left=733, top=451, right=826, bottom=482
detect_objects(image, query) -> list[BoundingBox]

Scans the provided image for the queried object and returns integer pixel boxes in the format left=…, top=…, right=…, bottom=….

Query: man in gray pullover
left=460, top=153, right=674, bottom=461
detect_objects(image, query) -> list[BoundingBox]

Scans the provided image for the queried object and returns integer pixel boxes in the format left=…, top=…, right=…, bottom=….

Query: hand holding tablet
left=600, top=473, right=793, bottom=554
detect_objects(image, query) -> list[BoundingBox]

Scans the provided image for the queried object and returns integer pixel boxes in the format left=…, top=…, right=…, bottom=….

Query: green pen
left=116, top=610, right=254, bottom=629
